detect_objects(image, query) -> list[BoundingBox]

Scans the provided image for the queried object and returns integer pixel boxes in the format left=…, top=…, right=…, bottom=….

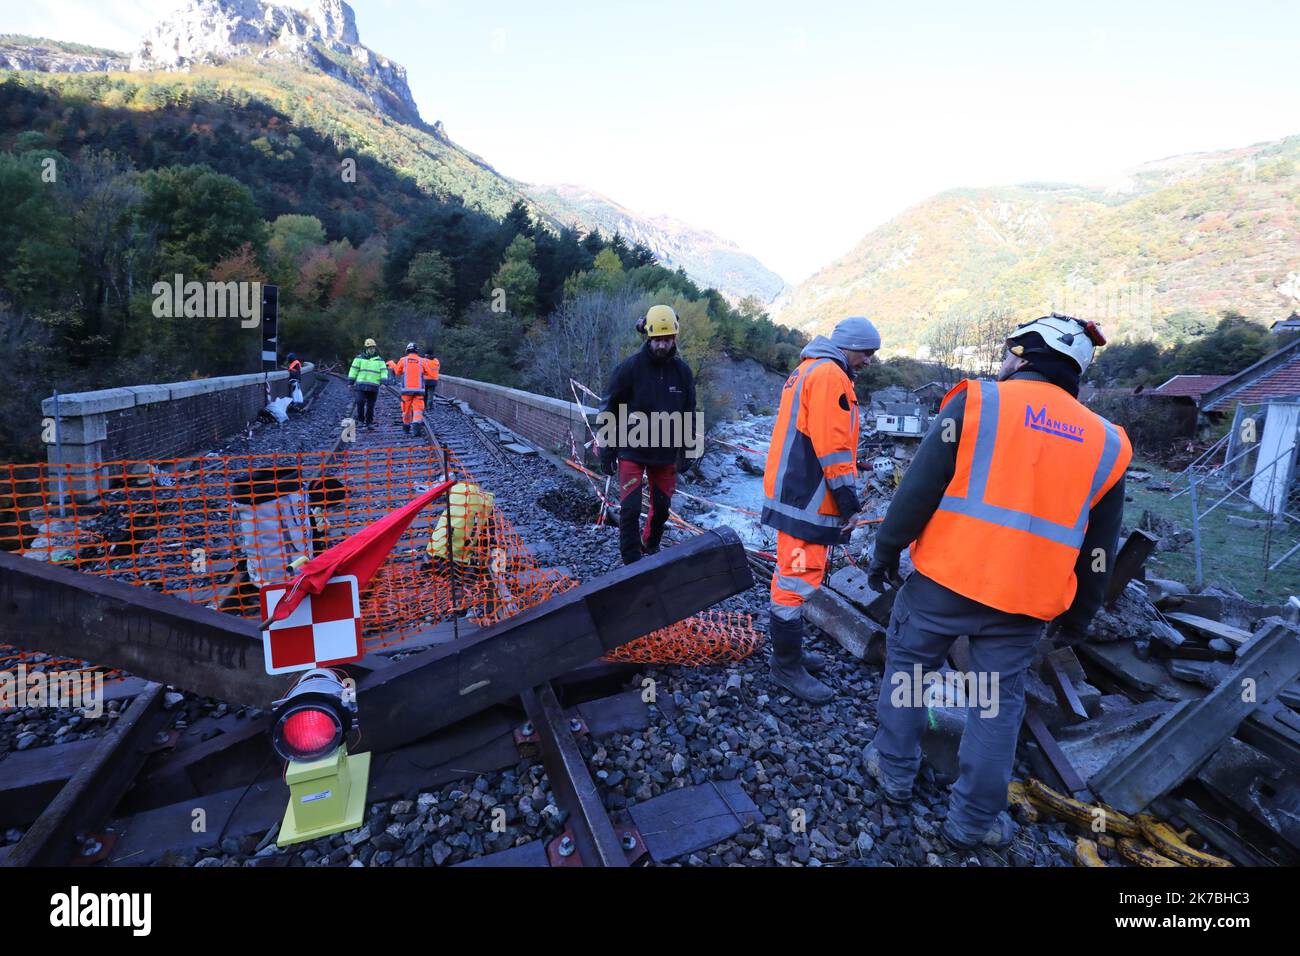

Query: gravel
left=2, top=379, right=1078, bottom=867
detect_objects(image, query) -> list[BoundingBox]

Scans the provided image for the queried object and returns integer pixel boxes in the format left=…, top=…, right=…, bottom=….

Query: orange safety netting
left=0, top=445, right=570, bottom=652
left=0, top=646, right=126, bottom=684
left=1, top=443, right=757, bottom=666
left=605, top=610, right=763, bottom=667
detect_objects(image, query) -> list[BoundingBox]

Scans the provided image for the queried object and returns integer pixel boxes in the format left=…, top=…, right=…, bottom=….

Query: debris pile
left=1031, top=536, right=1298, bottom=866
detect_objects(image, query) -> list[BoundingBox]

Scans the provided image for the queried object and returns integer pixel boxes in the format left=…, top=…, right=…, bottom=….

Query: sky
left=7, top=0, right=1300, bottom=283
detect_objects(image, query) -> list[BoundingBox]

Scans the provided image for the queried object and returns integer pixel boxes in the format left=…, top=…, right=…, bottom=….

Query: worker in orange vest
left=423, top=346, right=441, bottom=407
left=863, top=313, right=1131, bottom=852
left=760, top=316, right=879, bottom=702
left=387, top=342, right=437, bottom=434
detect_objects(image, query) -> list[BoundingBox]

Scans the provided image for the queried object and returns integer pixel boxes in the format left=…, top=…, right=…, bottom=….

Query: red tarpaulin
left=265, top=479, right=455, bottom=626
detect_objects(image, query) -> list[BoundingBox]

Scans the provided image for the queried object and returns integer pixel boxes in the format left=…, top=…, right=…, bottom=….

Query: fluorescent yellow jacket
left=427, top=482, right=495, bottom=564
left=348, top=352, right=387, bottom=388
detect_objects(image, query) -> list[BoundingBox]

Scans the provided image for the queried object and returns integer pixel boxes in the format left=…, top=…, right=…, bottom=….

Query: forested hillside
left=0, top=58, right=803, bottom=462
left=776, top=136, right=1300, bottom=354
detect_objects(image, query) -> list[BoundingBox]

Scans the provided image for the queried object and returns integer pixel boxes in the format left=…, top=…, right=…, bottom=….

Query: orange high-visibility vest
left=389, top=354, right=426, bottom=394
left=424, top=357, right=440, bottom=381
left=911, top=378, right=1131, bottom=620
left=761, top=351, right=859, bottom=545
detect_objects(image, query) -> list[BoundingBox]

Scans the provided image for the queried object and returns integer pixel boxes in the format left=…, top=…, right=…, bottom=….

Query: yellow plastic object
left=277, top=746, right=371, bottom=847
left=1136, top=815, right=1232, bottom=867
left=427, top=481, right=495, bottom=564
left=1074, top=837, right=1107, bottom=867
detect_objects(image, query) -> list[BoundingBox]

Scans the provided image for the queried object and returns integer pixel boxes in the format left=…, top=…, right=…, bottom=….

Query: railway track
left=1, top=378, right=744, bottom=868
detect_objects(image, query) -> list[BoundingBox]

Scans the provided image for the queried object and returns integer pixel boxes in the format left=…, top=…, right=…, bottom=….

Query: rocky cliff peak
left=310, top=0, right=358, bottom=44
left=131, top=0, right=419, bottom=123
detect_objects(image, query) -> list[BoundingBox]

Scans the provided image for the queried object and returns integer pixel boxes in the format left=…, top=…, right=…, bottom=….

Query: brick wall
left=437, top=375, right=597, bottom=460
left=40, top=366, right=316, bottom=497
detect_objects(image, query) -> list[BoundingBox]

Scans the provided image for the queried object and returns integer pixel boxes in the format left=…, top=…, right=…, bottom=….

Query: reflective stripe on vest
left=352, top=355, right=387, bottom=386
left=396, top=355, right=424, bottom=394
left=763, top=358, right=835, bottom=525
left=936, top=381, right=1122, bottom=549
left=911, top=378, right=1131, bottom=620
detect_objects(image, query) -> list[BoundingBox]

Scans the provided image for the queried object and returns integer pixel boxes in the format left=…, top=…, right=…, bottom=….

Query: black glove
left=600, top=450, right=618, bottom=477
left=867, top=552, right=905, bottom=593
left=1048, top=618, right=1089, bottom=645
left=830, top=485, right=861, bottom=526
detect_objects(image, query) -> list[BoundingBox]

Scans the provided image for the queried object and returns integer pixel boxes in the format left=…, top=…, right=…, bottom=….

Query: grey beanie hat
left=830, top=316, right=881, bottom=352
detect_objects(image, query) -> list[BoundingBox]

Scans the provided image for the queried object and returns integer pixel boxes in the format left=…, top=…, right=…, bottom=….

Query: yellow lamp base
left=277, top=746, right=371, bottom=848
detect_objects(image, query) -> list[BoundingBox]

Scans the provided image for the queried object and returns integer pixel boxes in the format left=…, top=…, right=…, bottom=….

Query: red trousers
left=617, top=460, right=676, bottom=565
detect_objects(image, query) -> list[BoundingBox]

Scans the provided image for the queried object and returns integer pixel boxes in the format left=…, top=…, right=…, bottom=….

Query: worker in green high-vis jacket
left=347, top=337, right=387, bottom=427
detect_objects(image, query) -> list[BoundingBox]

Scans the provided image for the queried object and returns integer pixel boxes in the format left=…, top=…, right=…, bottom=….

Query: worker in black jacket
left=598, top=304, right=699, bottom=565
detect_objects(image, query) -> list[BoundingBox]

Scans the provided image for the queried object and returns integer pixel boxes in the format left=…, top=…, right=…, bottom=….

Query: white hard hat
left=1008, top=312, right=1106, bottom=374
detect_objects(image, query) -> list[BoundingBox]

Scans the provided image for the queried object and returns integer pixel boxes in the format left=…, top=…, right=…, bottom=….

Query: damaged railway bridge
left=0, top=525, right=755, bottom=866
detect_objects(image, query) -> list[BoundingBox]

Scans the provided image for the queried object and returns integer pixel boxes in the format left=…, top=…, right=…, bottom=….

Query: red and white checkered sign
left=259, top=575, right=363, bottom=675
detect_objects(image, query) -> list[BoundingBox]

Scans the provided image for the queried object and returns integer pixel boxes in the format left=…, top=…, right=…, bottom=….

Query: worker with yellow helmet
left=597, top=304, right=697, bottom=565
left=347, top=337, right=387, bottom=427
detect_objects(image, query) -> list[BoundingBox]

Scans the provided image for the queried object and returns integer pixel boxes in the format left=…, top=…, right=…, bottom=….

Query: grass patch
left=1126, top=459, right=1300, bottom=604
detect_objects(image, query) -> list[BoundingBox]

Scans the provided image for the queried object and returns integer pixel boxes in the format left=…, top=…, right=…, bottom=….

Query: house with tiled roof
left=911, top=381, right=950, bottom=409
left=1152, top=374, right=1234, bottom=399
left=1200, top=334, right=1300, bottom=412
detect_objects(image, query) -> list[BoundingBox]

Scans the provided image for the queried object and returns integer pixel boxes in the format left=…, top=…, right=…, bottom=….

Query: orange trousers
left=400, top=393, right=426, bottom=424
left=769, top=531, right=828, bottom=623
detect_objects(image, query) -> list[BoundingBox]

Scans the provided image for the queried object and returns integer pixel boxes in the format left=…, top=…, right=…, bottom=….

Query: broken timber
left=1105, top=530, right=1158, bottom=605
left=2, top=682, right=168, bottom=867
left=801, top=566, right=892, bottom=663
left=0, top=550, right=282, bottom=706
left=1091, top=620, right=1300, bottom=814
left=356, top=526, right=752, bottom=752
left=0, top=527, right=751, bottom=752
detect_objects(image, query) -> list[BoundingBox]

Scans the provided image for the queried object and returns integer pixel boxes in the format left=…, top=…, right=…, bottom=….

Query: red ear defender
left=1082, top=320, right=1106, bottom=347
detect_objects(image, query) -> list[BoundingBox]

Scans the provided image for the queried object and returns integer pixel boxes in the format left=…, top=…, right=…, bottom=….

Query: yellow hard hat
left=364, top=338, right=377, bottom=348
left=644, top=304, right=680, bottom=338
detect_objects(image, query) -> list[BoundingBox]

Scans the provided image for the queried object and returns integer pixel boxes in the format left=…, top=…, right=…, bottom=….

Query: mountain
left=773, top=136, right=1300, bottom=353
left=0, top=0, right=783, bottom=303
left=130, top=0, right=420, bottom=124
left=526, top=184, right=787, bottom=304
left=0, top=35, right=128, bottom=73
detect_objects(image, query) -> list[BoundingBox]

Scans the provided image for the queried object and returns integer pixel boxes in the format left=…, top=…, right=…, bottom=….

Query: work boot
left=403, top=423, right=411, bottom=435
left=768, top=616, right=834, bottom=703
left=862, top=742, right=913, bottom=804
left=643, top=525, right=665, bottom=556
left=941, top=812, right=1017, bottom=852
